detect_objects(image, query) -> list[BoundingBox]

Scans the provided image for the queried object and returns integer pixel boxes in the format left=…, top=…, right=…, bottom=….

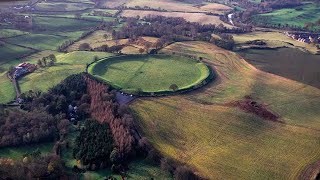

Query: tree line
left=112, top=16, right=248, bottom=50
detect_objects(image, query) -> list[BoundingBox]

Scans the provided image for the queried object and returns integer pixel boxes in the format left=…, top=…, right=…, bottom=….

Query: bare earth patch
left=229, top=96, right=280, bottom=122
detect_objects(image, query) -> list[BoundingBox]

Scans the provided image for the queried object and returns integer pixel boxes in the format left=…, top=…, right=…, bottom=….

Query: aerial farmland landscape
left=0, top=0, right=319, bottom=179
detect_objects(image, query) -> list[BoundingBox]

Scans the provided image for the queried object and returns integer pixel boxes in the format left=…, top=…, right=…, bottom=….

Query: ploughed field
left=238, top=48, right=320, bottom=88
left=88, top=54, right=210, bottom=94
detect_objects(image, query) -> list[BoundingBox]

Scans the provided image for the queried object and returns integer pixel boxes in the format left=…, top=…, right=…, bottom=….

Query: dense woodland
left=0, top=74, right=201, bottom=179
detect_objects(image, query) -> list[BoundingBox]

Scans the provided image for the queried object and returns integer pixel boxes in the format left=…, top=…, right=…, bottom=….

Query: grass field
left=0, top=29, right=28, bottom=39
left=0, top=73, right=15, bottom=104
left=254, top=3, right=320, bottom=29
left=121, top=10, right=233, bottom=26
left=5, top=34, right=67, bottom=51
left=131, top=41, right=320, bottom=179
left=88, top=54, right=210, bottom=93
left=19, top=51, right=111, bottom=94
left=0, top=43, right=36, bottom=62
left=232, top=31, right=320, bottom=54
left=32, top=16, right=100, bottom=32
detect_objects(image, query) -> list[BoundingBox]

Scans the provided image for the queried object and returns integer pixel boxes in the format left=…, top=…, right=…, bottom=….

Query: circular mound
left=88, top=54, right=211, bottom=95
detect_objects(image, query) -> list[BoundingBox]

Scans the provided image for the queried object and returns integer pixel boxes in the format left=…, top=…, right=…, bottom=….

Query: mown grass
left=88, top=54, right=210, bottom=93
left=19, top=51, right=112, bottom=94
left=131, top=41, right=320, bottom=179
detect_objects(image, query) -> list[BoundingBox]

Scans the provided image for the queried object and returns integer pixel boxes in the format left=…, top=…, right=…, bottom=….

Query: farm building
left=13, top=62, right=36, bottom=79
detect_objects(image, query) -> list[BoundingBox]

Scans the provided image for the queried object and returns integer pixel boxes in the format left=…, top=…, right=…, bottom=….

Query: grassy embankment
left=88, top=54, right=210, bottom=94
left=131, top=41, right=320, bottom=179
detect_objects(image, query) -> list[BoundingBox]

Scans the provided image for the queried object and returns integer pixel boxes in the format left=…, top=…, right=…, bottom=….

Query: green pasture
left=0, top=43, right=35, bottom=63
left=0, top=29, right=28, bottom=39
left=19, top=51, right=112, bottom=94
left=88, top=54, right=210, bottom=93
left=5, top=34, right=67, bottom=50
left=32, top=16, right=100, bottom=32
left=254, top=4, right=320, bottom=29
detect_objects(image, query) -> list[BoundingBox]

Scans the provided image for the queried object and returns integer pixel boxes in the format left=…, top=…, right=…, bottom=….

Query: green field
left=5, top=34, right=67, bottom=51
left=19, top=51, right=112, bottom=94
left=88, top=54, right=210, bottom=93
left=131, top=41, right=320, bottom=179
left=0, top=43, right=36, bottom=63
left=254, top=3, right=320, bottom=29
left=0, top=29, right=28, bottom=39
left=32, top=16, right=100, bottom=32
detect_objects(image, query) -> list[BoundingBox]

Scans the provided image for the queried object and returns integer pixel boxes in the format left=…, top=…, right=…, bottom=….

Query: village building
left=13, top=63, right=36, bottom=79
left=284, top=32, right=320, bottom=44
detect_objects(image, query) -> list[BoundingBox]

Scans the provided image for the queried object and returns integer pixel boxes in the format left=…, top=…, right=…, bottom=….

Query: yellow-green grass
left=120, top=10, right=233, bottom=27
left=130, top=41, right=320, bottom=179
left=232, top=31, right=319, bottom=54
left=0, top=29, right=28, bottom=39
left=254, top=4, right=320, bottom=29
left=19, top=51, right=112, bottom=94
left=34, top=2, right=93, bottom=12
left=0, top=73, right=15, bottom=104
left=88, top=54, right=210, bottom=93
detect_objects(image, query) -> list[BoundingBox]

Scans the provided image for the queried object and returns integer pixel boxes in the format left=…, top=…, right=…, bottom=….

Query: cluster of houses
left=13, top=63, right=36, bottom=79
left=284, top=32, right=320, bottom=44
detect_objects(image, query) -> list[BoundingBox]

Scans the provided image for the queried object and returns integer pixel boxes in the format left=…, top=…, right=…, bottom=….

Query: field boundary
left=86, top=54, right=215, bottom=97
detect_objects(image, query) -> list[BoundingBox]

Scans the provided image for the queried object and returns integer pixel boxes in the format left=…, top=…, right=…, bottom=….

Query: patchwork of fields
left=0, top=0, right=320, bottom=179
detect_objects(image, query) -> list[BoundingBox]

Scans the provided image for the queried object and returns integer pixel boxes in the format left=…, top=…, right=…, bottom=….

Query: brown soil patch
left=229, top=96, right=280, bottom=122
